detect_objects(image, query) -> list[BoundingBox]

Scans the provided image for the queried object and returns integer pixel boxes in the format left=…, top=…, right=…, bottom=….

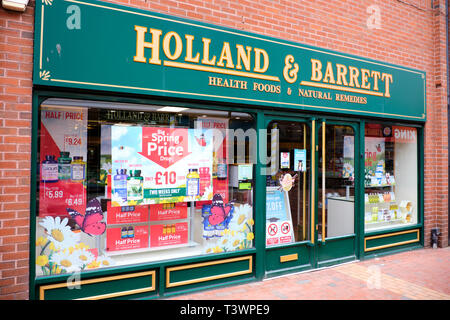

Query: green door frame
left=261, top=112, right=362, bottom=275
left=314, top=118, right=361, bottom=268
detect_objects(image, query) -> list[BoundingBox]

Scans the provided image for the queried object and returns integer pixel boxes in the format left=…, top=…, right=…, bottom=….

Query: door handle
left=321, top=121, right=326, bottom=244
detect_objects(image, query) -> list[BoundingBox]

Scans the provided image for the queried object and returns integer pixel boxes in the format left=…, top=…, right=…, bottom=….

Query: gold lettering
left=336, top=64, right=348, bottom=86
left=185, top=34, right=200, bottom=63
left=348, top=66, right=360, bottom=88
left=381, top=73, right=393, bottom=97
left=236, top=45, right=252, bottom=71
left=361, top=69, right=371, bottom=90
left=201, top=38, right=216, bottom=65
left=371, top=70, right=381, bottom=91
left=217, top=42, right=235, bottom=68
left=134, top=25, right=162, bottom=65
left=254, top=48, right=269, bottom=73
left=323, top=61, right=335, bottom=84
left=310, top=59, right=323, bottom=81
left=162, top=31, right=182, bottom=60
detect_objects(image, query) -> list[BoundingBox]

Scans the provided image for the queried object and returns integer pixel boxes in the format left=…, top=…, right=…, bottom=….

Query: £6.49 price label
left=39, top=181, right=86, bottom=217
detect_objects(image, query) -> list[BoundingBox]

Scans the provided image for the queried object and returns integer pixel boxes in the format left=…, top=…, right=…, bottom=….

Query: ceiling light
left=157, top=106, right=188, bottom=112
left=2, top=0, right=29, bottom=12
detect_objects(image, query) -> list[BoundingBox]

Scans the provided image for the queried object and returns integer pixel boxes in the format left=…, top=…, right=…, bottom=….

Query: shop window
left=364, top=123, right=418, bottom=232
left=35, top=99, right=255, bottom=277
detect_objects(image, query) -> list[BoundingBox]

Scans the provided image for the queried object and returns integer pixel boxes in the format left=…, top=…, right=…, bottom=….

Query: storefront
left=29, top=1, right=426, bottom=299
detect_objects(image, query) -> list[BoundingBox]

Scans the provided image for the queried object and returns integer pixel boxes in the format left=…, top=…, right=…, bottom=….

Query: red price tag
left=39, top=181, right=86, bottom=217
left=64, top=135, right=82, bottom=146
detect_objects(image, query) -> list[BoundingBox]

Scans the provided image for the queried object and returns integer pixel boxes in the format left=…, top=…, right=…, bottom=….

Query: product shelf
left=105, top=240, right=200, bottom=256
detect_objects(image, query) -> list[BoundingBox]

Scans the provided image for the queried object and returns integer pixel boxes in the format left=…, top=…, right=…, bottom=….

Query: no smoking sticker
left=281, top=222, right=291, bottom=234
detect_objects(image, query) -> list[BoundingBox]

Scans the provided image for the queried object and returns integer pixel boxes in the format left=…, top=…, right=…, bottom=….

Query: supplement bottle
left=58, top=151, right=72, bottom=180
left=127, top=170, right=143, bottom=201
left=71, top=156, right=86, bottom=183
left=186, top=169, right=200, bottom=196
left=199, top=167, right=211, bottom=196
left=114, top=168, right=128, bottom=202
left=41, top=155, right=59, bottom=183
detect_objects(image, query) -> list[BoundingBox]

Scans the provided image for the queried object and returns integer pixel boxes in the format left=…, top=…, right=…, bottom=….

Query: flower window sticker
left=36, top=198, right=114, bottom=276
left=203, top=198, right=254, bottom=254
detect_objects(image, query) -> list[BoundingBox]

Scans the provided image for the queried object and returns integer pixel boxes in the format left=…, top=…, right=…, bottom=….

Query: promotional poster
left=39, top=106, right=87, bottom=217
left=111, top=125, right=213, bottom=206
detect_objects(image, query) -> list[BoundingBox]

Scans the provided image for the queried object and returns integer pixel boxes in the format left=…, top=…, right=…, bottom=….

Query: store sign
left=393, top=126, right=417, bottom=143
left=111, top=125, right=213, bottom=206
left=34, top=0, right=425, bottom=121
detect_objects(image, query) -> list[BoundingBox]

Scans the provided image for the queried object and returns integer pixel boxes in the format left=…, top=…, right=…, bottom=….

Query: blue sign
left=266, top=188, right=288, bottom=222
left=294, top=149, right=307, bottom=172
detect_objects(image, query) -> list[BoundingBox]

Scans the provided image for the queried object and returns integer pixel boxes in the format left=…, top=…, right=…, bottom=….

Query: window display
left=35, top=99, right=255, bottom=277
left=364, top=124, right=418, bottom=231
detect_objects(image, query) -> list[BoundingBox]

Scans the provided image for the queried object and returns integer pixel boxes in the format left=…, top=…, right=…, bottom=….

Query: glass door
left=316, top=121, right=358, bottom=268
left=264, top=117, right=359, bottom=274
left=265, top=120, right=311, bottom=245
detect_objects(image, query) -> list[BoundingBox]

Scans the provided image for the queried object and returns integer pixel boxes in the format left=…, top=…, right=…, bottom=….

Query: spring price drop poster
left=111, top=125, right=213, bottom=206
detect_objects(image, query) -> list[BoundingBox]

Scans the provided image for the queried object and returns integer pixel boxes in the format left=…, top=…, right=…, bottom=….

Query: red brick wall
left=0, top=0, right=34, bottom=299
left=0, top=0, right=448, bottom=299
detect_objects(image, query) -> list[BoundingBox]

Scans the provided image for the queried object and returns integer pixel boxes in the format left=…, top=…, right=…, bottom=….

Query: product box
left=106, top=225, right=149, bottom=252
left=150, top=222, right=188, bottom=247
left=149, top=202, right=188, bottom=221
left=106, top=202, right=149, bottom=225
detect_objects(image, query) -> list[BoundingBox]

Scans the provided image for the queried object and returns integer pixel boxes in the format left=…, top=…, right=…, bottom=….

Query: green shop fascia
left=31, top=0, right=425, bottom=300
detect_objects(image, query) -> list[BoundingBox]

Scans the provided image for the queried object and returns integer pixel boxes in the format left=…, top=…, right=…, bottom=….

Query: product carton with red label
left=106, top=225, right=149, bottom=252
left=149, top=202, right=187, bottom=221
left=107, top=202, right=149, bottom=224
left=150, top=222, right=188, bottom=247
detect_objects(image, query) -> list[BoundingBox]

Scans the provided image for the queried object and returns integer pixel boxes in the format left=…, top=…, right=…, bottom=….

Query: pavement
left=169, top=247, right=450, bottom=300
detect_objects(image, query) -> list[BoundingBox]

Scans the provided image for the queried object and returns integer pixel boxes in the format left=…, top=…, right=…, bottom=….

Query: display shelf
left=365, top=184, right=395, bottom=188
left=365, top=201, right=396, bottom=205
left=366, top=218, right=404, bottom=225
left=105, top=241, right=200, bottom=256
left=365, top=221, right=414, bottom=232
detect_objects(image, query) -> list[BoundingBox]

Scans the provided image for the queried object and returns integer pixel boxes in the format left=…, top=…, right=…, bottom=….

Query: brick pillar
left=431, top=0, right=449, bottom=247
left=0, top=1, right=34, bottom=299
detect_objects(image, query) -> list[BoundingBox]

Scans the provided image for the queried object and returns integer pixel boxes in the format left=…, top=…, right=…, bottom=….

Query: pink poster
left=106, top=225, right=149, bottom=252
left=150, top=222, right=188, bottom=247
left=106, top=202, right=149, bottom=225
left=39, top=181, right=86, bottom=218
left=39, top=106, right=87, bottom=217
left=149, top=203, right=187, bottom=221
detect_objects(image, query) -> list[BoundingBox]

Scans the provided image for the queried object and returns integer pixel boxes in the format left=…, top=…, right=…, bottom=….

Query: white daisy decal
left=51, top=250, right=81, bottom=273
left=97, top=255, right=115, bottom=268
left=39, top=216, right=78, bottom=251
left=73, top=248, right=95, bottom=267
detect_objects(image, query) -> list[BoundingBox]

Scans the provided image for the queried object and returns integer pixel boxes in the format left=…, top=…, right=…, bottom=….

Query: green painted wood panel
left=365, top=229, right=420, bottom=252
left=165, top=256, right=254, bottom=291
left=265, top=244, right=312, bottom=272
left=39, top=270, right=156, bottom=300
